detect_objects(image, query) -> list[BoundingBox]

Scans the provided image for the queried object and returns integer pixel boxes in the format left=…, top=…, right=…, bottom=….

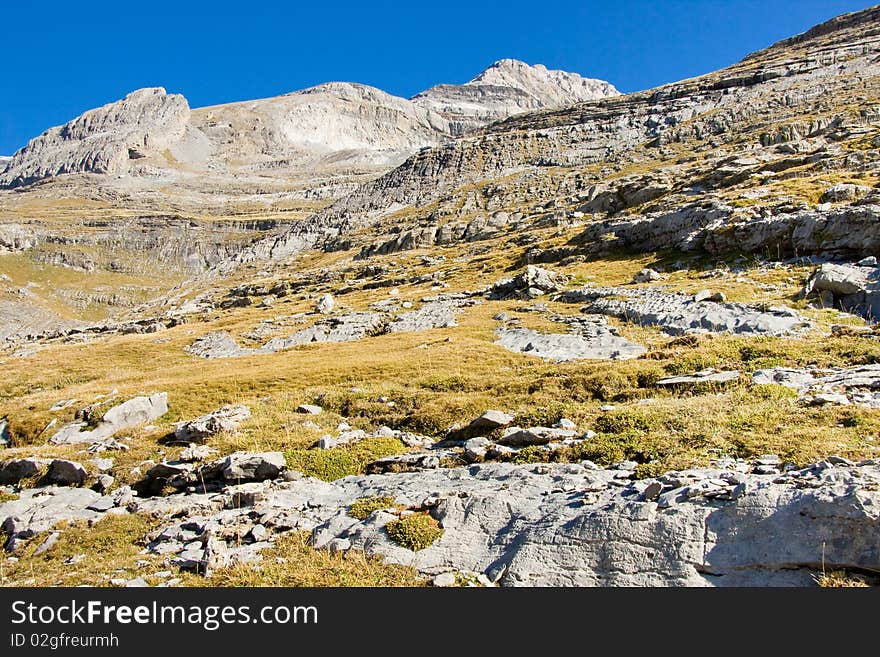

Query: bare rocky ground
left=3, top=7, right=880, bottom=587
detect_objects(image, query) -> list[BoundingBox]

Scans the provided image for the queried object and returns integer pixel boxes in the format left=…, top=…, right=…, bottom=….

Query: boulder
left=0, top=458, right=48, bottom=485
left=201, top=452, right=286, bottom=482
left=296, top=404, right=322, bottom=415
left=315, top=294, right=335, bottom=314
left=445, top=410, right=514, bottom=442
left=174, top=405, right=251, bottom=443
left=50, top=393, right=169, bottom=445
left=489, top=266, right=568, bottom=299
left=499, top=426, right=577, bottom=446
left=46, top=459, right=89, bottom=486
left=633, top=268, right=663, bottom=283
left=802, top=262, right=880, bottom=320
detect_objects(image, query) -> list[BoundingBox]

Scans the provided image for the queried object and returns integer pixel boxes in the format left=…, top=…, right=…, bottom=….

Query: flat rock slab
left=495, top=327, right=646, bottom=361
left=657, top=370, right=740, bottom=386
left=387, top=298, right=479, bottom=333
left=264, top=312, right=387, bottom=350
left=186, top=331, right=265, bottom=359
left=124, top=456, right=880, bottom=587
left=564, top=287, right=811, bottom=336
left=753, top=364, right=880, bottom=407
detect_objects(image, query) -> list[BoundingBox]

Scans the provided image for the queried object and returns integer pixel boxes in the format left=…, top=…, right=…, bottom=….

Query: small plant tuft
left=385, top=513, right=443, bottom=551
left=349, top=495, right=396, bottom=520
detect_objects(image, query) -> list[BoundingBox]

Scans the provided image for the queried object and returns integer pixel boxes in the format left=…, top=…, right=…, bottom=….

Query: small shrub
left=510, top=445, right=549, bottom=465
left=385, top=513, right=443, bottom=552
left=285, top=437, right=406, bottom=481
left=514, top=401, right=567, bottom=428
left=594, top=411, right=655, bottom=434
left=577, top=371, right=636, bottom=402
left=349, top=495, right=396, bottom=520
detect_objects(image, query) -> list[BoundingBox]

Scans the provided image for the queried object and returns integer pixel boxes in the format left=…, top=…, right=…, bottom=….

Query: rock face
left=412, top=59, right=619, bottom=135
left=0, top=88, right=190, bottom=187
left=0, top=60, right=615, bottom=203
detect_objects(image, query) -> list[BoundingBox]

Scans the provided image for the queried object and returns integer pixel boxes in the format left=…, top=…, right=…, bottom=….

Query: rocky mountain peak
left=0, top=87, right=189, bottom=188
left=468, top=58, right=619, bottom=103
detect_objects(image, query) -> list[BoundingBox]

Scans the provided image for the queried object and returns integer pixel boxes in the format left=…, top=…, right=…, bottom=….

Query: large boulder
left=50, top=393, right=169, bottom=445
left=802, top=262, right=880, bottom=320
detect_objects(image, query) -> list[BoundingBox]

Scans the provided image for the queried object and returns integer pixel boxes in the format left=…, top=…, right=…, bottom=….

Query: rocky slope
left=2, top=7, right=880, bottom=588
left=246, top=4, right=880, bottom=268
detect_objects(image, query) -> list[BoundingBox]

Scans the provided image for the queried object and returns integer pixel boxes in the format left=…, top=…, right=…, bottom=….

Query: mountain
left=411, top=58, right=619, bottom=135
left=0, top=60, right=617, bottom=210
left=3, top=6, right=880, bottom=589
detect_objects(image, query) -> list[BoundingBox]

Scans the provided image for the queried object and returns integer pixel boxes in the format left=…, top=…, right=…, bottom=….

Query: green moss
left=349, top=495, right=396, bottom=520
left=285, top=437, right=406, bottom=481
left=385, top=513, right=443, bottom=552
left=0, top=491, right=19, bottom=503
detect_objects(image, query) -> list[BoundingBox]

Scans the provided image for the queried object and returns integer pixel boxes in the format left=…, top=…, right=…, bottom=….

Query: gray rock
left=318, top=429, right=367, bottom=450
left=46, top=459, right=88, bottom=486
left=489, top=265, right=568, bottom=299
left=315, top=294, right=335, bottom=314
left=445, top=410, right=514, bottom=442
left=464, top=437, right=492, bottom=462
left=657, top=370, right=740, bottom=386
left=499, top=426, right=577, bottom=446
left=296, top=404, right=322, bottom=415
left=387, top=296, right=479, bottom=333
left=633, top=268, right=664, bottom=283
left=565, top=287, right=809, bottom=337
left=174, top=404, right=251, bottom=442
left=264, top=312, right=386, bottom=350
left=33, top=532, right=61, bottom=556
left=93, top=475, right=114, bottom=494
left=433, top=572, right=457, bottom=587
left=802, top=262, right=880, bottom=320
left=0, top=458, right=47, bottom=485
left=0, top=417, right=11, bottom=448
left=1, top=487, right=103, bottom=540
left=186, top=332, right=261, bottom=359
left=201, top=452, right=286, bottom=482
left=87, top=496, right=116, bottom=512
left=495, top=326, right=646, bottom=362
left=179, top=445, right=216, bottom=462
left=50, top=393, right=169, bottom=445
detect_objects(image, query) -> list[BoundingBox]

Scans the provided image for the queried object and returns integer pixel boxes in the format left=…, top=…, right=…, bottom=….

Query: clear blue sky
left=0, top=0, right=874, bottom=154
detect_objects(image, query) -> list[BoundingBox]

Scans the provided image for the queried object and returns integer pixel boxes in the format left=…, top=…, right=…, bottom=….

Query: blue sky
left=0, top=0, right=874, bottom=154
